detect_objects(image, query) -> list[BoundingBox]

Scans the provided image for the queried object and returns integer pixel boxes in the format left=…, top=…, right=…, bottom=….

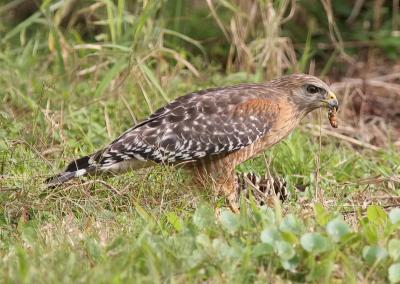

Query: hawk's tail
left=45, top=155, right=93, bottom=187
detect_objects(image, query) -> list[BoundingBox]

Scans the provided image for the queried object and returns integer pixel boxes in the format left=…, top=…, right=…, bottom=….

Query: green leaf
left=326, top=217, right=351, bottom=242
left=315, top=203, right=331, bottom=226
left=193, top=205, right=215, bottom=230
left=280, top=214, right=303, bottom=235
left=388, top=239, right=400, bottom=261
left=220, top=210, right=240, bottom=234
left=16, top=246, right=29, bottom=282
left=134, top=202, right=156, bottom=226
left=252, top=243, right=274, bottom=257
left=300, top=233, right=330, bottom=254
left=367, top=205, right=387, bottom=223
left=21, top=225, right=37, bottom=246
left=196, top=233, right=211, bottom=248
left=165, top=212, right=183, bottom=232
left=259, top=206, right=276, bottom=225
left=306, top=257, right=334, bottom=282
left=389, top=208, right=400, bottom=225
left=276, top=241, right=296, bottom=260
left=362, top=246, right=388, bottom=265
left=281, top=255, right=300, bottom=272
left=362, top=222, right=378, bottom=244
left=85, top=238, right=102, bottom=260
left=389, top=263, right=400, bottom=283
left=212, top=239, right=237, bottom=259
left=261, top=227, right=282, bottom=245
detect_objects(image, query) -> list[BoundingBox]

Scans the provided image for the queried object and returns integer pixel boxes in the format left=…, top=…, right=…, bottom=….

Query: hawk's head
left=271, top=73, right=339, bottom=113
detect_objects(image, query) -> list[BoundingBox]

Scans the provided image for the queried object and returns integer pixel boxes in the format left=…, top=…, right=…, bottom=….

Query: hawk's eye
left=306, top=85, right=319, bottom=94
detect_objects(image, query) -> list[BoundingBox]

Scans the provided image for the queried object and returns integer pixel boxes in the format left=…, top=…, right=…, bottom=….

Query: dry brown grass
left=330, top=66, right=400, bottom=150
left=207, top=0, right=298, bottom=79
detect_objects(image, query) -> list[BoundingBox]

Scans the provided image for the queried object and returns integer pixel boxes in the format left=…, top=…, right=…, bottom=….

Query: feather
left=45, top=169, right=87, bottom=187
left=46, top=155, right=92, bottom=186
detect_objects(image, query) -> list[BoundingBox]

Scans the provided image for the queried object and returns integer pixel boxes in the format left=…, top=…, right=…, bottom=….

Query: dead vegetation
left=331, top=66, right=400, bottom=150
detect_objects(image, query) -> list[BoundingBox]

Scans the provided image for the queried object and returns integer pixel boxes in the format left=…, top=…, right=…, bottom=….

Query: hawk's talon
left=227, top=196, right=240, bottom=213
left=235, top=171, right=288, bottom=206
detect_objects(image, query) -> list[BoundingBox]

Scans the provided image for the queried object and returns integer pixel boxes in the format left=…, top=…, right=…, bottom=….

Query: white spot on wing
left=75, top=169, right=87, bottom=177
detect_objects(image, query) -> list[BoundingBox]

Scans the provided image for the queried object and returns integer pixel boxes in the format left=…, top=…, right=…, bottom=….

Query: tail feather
left=45, top=150, right=146, bottom=187
left=46, top=155, right=93, bottom=187
left=65, top=155, right=91, bottom=172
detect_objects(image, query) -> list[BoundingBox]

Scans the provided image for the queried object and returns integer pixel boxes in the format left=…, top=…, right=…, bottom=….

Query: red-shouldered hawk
left=46, top=74, right=339, bottom=212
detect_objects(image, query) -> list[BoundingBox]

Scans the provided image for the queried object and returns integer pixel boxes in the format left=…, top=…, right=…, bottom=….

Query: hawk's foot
left=236, top=171, right=289, bottom=206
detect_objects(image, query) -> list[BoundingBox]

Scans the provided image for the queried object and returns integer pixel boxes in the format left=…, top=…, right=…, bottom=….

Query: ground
left=1, top=59, right=400, bottom=282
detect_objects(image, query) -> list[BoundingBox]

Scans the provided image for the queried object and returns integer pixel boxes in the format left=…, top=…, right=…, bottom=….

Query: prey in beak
left=322, top=92, right=339, bottom=128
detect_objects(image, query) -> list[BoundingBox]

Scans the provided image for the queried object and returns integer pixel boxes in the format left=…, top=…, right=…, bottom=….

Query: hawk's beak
left=322, top=92, right=339, bottom=110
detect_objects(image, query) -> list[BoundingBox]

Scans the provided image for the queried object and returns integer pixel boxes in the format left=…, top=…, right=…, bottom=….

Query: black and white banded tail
left=46, top=155, right=93, bottom=187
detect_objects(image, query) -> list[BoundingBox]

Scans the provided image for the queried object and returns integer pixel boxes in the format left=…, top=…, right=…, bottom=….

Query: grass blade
left=95, top=59, right=128, bottom=97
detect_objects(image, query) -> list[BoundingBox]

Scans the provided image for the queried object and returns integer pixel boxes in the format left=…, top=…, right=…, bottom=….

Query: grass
left=1, top=0, right=400, bottom=283
left=2, top=51, right=400, bottom=282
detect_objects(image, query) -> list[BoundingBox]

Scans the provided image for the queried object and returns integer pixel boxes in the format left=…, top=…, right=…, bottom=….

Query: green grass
left=1, top=0, right=400, bottom=283
left=2, top=49, right=400, bottom=282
